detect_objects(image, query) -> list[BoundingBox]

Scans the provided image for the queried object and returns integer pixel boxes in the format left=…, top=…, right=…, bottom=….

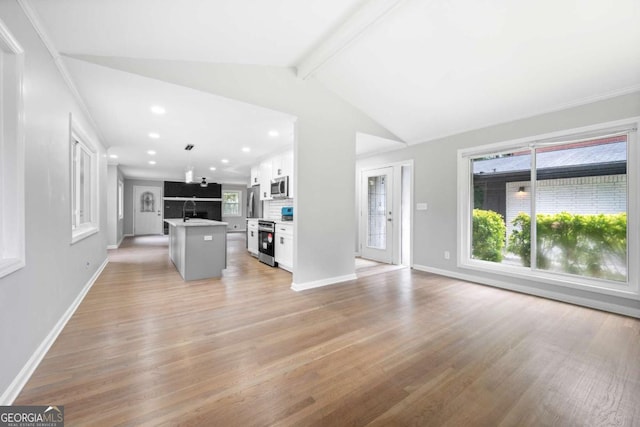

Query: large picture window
left=70, top=118, right=99, bottom=243
left=459, top=119, right=638, bottom=296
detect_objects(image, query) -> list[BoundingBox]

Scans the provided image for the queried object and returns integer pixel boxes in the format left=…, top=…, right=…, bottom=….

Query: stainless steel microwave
left=270, top=176, right=289, bottom=198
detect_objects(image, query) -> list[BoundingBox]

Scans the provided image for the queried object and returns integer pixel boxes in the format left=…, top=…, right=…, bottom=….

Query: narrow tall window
left=70, top=118, right=99, bottom=243
left=0, top=19, right=25, bottom=278
left=118, top=180, right=124, bottom=219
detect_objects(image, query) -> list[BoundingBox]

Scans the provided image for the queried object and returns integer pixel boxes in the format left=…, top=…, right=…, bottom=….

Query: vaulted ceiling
left=27, top=0, right=640, bottom=182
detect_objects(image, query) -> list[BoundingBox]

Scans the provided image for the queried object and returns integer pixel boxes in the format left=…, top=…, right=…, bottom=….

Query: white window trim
left=457, top=117, right=640, bottom=300
left=0, top=19, right=25, bottom=278
left=222, top=190, right=242, bottom=217
left=70, top=115, right=99, bottom=244
left=118, top=179, right=124, bottom=220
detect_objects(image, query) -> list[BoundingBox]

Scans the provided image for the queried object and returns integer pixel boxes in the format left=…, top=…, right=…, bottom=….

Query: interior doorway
left=359, top=162, right=412, bottom=266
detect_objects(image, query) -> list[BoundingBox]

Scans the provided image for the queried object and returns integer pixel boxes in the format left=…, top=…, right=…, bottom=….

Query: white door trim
left=358, top=160, right=413, bottom=266
left=133, top=185, right=163, bottom=235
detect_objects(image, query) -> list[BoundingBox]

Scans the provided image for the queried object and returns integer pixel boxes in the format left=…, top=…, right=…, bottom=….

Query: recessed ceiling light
left=147, top=150, right=156, bottom=155
left=242, top=147, right=251, bottom=153
left=268, top=130, right=279, bottom=137
left=148, top=160, right=156, bottom=165
left=209, top=167, right=216, bottom=171
left=221, top=159, right=229, bottom=164
left=150, top=105, right=165, bottom=115
left=148, top=132, right=160, bottom=139
left=109, top=154, right=118, bottom=159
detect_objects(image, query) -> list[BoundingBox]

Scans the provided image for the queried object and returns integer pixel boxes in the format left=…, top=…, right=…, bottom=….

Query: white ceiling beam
left=296, top=0, right=406, bottom=80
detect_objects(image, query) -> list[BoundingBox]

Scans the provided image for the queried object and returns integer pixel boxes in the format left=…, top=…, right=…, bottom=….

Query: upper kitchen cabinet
left=259, top=160, right=272, bottom=200
left=253, top=149, right=294, bottom=200
left=250, top=166, right=260, bottom=187
left=281, top=150, right=294, bottom=197
left=164, top=181, right=222, bottom=198
left=272, top=150, right=293, bottom=178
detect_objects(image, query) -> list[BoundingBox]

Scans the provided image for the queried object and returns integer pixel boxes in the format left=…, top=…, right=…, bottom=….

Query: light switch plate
left=416, top=203, right=428, bottom=211
left=204, top=235, right=213, bottom=241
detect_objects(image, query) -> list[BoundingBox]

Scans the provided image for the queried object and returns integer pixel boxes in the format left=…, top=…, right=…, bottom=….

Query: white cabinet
left=275, top=222, right=293, bottom=272
left=259, top=160, right=272, bottom=200
left=282, top=150, right=294, bottom=197
left=250, top=166, right=260, bottom=186
left=252, top=149, right=294, bottom=200
left=247, top=219, right=259, bottom=256
left=272, top=150, right=293, bottom=178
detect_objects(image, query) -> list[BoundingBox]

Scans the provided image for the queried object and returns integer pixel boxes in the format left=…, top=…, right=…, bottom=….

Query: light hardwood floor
left=15, top=234, right=640, bottom=426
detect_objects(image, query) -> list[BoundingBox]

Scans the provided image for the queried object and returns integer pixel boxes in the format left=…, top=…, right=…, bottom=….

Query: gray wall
left=123, top=179, right=163, bottom=235
left=357, top=91, right=640, bottom=314
left=221, top=184, right=247, bottom=232
left=107, top=165, right=124, bottom=247
left=0, top=1, right=108, bottom=401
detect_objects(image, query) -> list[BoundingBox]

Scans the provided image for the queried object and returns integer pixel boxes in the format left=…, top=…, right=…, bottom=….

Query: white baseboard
left=413, top=264, right=640, bottom=319
left=107, top=235, right=125, bottom=250
left=291, top=273, right=357, bottom=292
left=124, top=234, right=134, bottom=237
left=0, top=258, right=109, bottom=405
left=278, top=263, right=293, bottom=273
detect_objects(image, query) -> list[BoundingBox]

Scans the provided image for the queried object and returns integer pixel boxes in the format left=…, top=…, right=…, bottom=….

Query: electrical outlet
left=444, top=251, right=450, bottom=260
left=204, top=235, right=213, bottom=241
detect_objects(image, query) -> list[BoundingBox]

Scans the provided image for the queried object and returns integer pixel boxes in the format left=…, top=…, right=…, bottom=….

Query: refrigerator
left=246, top=185, right=263, bottom=219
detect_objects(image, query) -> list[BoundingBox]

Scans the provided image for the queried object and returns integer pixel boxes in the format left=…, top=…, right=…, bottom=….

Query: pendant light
left=184, top=144, right=195, bottom=183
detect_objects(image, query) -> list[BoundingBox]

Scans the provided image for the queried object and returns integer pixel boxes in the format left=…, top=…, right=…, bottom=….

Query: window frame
left=458, top=118, right=639, bottom=299
left=118, top=179, right=124, bottom=220
left=0, top=20, right=25, bottom=278
left=70, top=116, right=99, bottom=244
left=222, top=190, right=242, bottom=217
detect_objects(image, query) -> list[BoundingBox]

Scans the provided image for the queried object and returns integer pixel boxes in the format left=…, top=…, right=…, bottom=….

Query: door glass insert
left=367, top=175, right=386, bottom=249
left=140, top=191, right=155, bottom=212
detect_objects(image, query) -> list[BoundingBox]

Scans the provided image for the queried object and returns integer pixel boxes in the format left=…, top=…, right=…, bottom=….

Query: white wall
left=357, top=91, right=640, bottom=316
left=0, top=1, right=108, bottom=402
left=505, top=175, right=627, bottom=238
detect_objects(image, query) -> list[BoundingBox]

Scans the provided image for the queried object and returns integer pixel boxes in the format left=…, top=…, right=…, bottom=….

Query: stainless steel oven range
left=258, top=220, right=277, bottom=267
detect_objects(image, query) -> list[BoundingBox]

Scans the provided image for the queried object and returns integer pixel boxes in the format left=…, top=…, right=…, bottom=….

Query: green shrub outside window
left=472, top=209, right=506, bottom=262
left=508, top=212, right=627, bottom=281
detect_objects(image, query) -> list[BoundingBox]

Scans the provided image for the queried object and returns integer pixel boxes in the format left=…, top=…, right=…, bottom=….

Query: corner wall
left=107, top=165, right=124, bottom=247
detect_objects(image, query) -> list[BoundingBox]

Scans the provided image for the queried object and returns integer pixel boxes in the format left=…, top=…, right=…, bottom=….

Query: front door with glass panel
left=133, top=186, right=163, bottom=235
left=361, top=167, right=393, bottom=263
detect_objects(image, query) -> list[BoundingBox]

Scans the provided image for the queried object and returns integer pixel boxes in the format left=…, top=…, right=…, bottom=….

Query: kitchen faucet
left=182, top=199, right=196, bottom=222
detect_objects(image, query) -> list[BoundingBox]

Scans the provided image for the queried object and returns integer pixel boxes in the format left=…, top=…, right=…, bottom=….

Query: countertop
left=246, top=218, right=294, bottom=225
left=164, top=218, right=228, bottom=227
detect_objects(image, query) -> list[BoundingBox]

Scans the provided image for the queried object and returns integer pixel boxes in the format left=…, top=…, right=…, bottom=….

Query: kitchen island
left=165, top=219, right=228, bottom=281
